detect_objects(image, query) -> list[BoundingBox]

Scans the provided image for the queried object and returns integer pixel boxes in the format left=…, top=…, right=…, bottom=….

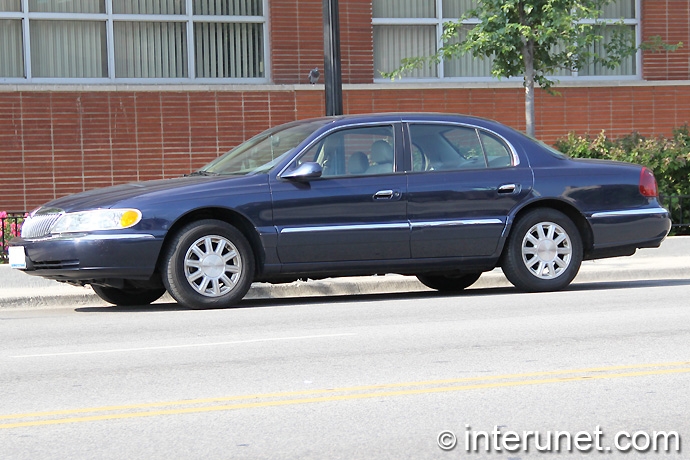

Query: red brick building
left=1, top=0, right=689, bottom=212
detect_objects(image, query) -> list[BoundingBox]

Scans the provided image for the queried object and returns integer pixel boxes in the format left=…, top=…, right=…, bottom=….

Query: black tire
left=92, top=285, right=166, bottom=306
left=416, top=272, right=481, bottom=292
left=162, top=219, right=255, bottom=309
left=502, top=209, right=583, bottom=292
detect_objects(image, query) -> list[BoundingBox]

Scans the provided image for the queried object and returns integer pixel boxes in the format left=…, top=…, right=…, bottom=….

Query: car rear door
left=405, top=122, right=533, bottom=258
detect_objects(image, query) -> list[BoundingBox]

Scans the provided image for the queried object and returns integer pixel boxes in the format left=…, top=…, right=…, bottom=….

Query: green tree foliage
left=383, top=0, right=681, bottom=138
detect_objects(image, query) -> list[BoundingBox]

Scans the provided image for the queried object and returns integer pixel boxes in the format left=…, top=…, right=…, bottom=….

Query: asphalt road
left=2, top=279, right=690, bottom=459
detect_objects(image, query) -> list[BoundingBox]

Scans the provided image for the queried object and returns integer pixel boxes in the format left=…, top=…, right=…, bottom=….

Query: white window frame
left=0, top=0, right=269, bottom=84
left=373, top=0, right=641, bottom=82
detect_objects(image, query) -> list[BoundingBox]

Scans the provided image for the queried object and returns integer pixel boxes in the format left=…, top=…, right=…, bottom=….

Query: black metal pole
left=323, top=0, right=343, bottom=116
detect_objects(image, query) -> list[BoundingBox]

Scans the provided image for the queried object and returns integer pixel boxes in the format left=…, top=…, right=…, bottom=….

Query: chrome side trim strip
left=411, top=219, right=504, bottom=228
left=26, top=233, right=157, bottom=242
left=280, top=223, right=409, bottom=234
left=77, top=234, right=157, bottom=241
left=590, top=207, right=669, bottom=218
left=280, top=219, right=504, bottom=234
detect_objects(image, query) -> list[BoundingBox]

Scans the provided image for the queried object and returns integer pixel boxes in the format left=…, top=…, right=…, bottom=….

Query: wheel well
left=503, top=200, right=594, bottom=259
left=156, top=208, right=265, bottom=277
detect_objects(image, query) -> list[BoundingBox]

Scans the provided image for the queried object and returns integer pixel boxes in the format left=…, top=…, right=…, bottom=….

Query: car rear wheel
left=92, top=285, right=166, bottom=306
left=416, top=272, right=481, bottom=292
left=502, top=209, right=583, bottom=292
left=162, top=219, right=255, bottom=309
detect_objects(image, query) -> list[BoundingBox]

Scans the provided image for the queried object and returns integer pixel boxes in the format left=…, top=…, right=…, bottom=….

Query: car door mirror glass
left=281, top=162, right=323, bottom=181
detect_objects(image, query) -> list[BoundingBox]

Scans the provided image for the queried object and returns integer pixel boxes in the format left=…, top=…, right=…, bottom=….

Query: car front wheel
left=502, top=209, right=583, bottom=292
left=162, top=219, right=255, bottom=309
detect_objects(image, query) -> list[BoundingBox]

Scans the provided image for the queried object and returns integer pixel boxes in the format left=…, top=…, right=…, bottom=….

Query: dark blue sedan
left=9, top=113, right=671, bottom=309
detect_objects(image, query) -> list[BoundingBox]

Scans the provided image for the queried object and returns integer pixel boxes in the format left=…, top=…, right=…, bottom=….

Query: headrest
left=370, top=140, right=393, bottom=164
left=348, top=151, right=369, bottom=174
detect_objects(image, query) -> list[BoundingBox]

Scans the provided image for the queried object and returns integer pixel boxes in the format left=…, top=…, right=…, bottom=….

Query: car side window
left=296, top=125, right=395, bottom=177
left=479, top=131, right=513, bottom=168
left=409, top=124, right=514, bottom=171
left=409, top=124, right=486, bottom=171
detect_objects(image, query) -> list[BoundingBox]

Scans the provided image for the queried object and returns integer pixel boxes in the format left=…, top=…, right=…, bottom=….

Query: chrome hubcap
left=521, top=221, right=572, bottom=279
left=184, top=235, right=242, bottom=297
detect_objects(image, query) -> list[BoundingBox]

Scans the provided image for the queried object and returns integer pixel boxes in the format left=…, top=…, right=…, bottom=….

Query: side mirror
left=281, top=162, right=323, bottom=182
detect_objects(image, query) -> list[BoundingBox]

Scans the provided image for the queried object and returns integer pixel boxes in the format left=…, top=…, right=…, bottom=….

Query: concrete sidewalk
left=1, top=237, right=689, bottom=309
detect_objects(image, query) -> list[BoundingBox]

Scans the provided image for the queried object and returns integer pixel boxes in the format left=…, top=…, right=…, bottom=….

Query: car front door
left=270, top=123, right=410, bottom=266
left=406, top=122, right=533, bottom=258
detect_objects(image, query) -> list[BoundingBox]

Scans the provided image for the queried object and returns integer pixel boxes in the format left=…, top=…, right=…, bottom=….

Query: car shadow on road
left=568, top=278, right=690, bottom=292
left=73, top=278, right=690, bottom=313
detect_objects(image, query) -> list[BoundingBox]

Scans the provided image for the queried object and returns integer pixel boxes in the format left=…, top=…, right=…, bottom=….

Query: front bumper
left=9, top=233, right=164, bottom=282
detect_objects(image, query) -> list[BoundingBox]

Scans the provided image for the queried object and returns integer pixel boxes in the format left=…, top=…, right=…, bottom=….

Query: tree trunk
left=525, top=78, right=535, bottom=138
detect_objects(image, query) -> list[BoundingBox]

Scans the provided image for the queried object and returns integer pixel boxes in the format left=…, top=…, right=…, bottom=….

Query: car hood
left=34, top=175, right=269, bottom=213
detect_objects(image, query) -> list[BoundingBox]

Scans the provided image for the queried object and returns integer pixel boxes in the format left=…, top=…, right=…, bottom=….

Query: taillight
left=639, top=167, right=658, bottom=197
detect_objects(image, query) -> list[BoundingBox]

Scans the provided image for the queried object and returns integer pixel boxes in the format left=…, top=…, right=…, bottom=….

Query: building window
left=0, top=0, right=266, bottom=82
left=373, top=0, right=638, bottom=81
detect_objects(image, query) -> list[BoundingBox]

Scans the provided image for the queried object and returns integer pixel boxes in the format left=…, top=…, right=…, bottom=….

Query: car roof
left=302, top=112, right=494, bottom=125
left=295, top=112, right=515, bottom=136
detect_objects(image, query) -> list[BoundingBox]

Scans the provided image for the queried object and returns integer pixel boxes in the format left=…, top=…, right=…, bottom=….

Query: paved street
left=1, top=278, right=689, bottom=459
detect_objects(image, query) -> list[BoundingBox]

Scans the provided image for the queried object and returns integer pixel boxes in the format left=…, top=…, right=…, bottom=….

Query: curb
left=2, top=263, right=690, bottom=309
left=1, top=237, right=688, bottom=309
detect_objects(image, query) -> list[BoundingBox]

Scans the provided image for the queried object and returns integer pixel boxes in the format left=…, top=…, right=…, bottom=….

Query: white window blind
left=373, top=0, right=434, bottom=18
left=194, top=0, right=262, bottom=16
left=31, top=20, right=107, bottom=78
left=195, top=22, right=263, bottom=78
left=373, top=0, right=639, bottom=80
left=0, top=0, right=20, bottom=11
left=441, top=0, right=474, bottom=19
left=114, top=21, right=187, bottom=78
left=0, top=0, right=266, bottom=82
left=0, top=19, right=23, bottom=77
left=113, top=0, right=185, bottom=15
left=374, top=25, right=437, bottom=78
left=579, top=25, right=637, bottom=76
left=28, top=0, right=104, bottom=13
left=442, top=26, right=492, bottom=78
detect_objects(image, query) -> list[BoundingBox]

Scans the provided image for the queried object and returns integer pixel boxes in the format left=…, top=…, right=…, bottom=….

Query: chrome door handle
left=373, top=189, right=394, bottom=200
left=497, top=183, right=518, bottom=194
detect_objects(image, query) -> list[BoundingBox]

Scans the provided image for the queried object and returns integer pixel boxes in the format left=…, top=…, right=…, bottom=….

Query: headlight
left=50, top=209, right=142, bottom=234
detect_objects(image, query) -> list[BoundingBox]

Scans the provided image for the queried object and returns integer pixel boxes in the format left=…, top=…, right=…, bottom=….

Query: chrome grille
left=21, top=212, right=63, bottom=239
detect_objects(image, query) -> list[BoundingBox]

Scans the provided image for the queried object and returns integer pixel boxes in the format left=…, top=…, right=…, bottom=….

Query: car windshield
left=199, top=120, right=329, bottom=176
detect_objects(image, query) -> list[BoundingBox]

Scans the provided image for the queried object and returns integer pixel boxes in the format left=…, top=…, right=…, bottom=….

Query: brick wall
left=642, top=0, right=690, bottom=80
left=339, top=0, right=374, bottom=84
left=2, top=0, right=689, bottom=212
left=270, top=0, right=373, bottom=84
left=2, top=85, right=689, bottom=213
left=270, top=0, right=690, bottom=83
left=270, top=1, right=322, bottom=84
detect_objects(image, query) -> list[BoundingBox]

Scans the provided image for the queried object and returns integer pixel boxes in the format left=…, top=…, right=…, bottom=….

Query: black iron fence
left=2, top=197, right=689, bottom=262
left=659, top=195, right=690, bottom=233
left=1, top=213, right=25, bottom=263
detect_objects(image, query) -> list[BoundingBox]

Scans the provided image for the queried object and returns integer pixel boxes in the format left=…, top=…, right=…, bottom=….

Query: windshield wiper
left=185, top=170, right=218, bottom=177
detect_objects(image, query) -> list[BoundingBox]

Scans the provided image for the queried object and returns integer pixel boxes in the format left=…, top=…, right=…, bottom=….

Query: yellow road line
left=2, top=360, right=688, bottom=420
left=2, top=362, right=689, bottom=429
